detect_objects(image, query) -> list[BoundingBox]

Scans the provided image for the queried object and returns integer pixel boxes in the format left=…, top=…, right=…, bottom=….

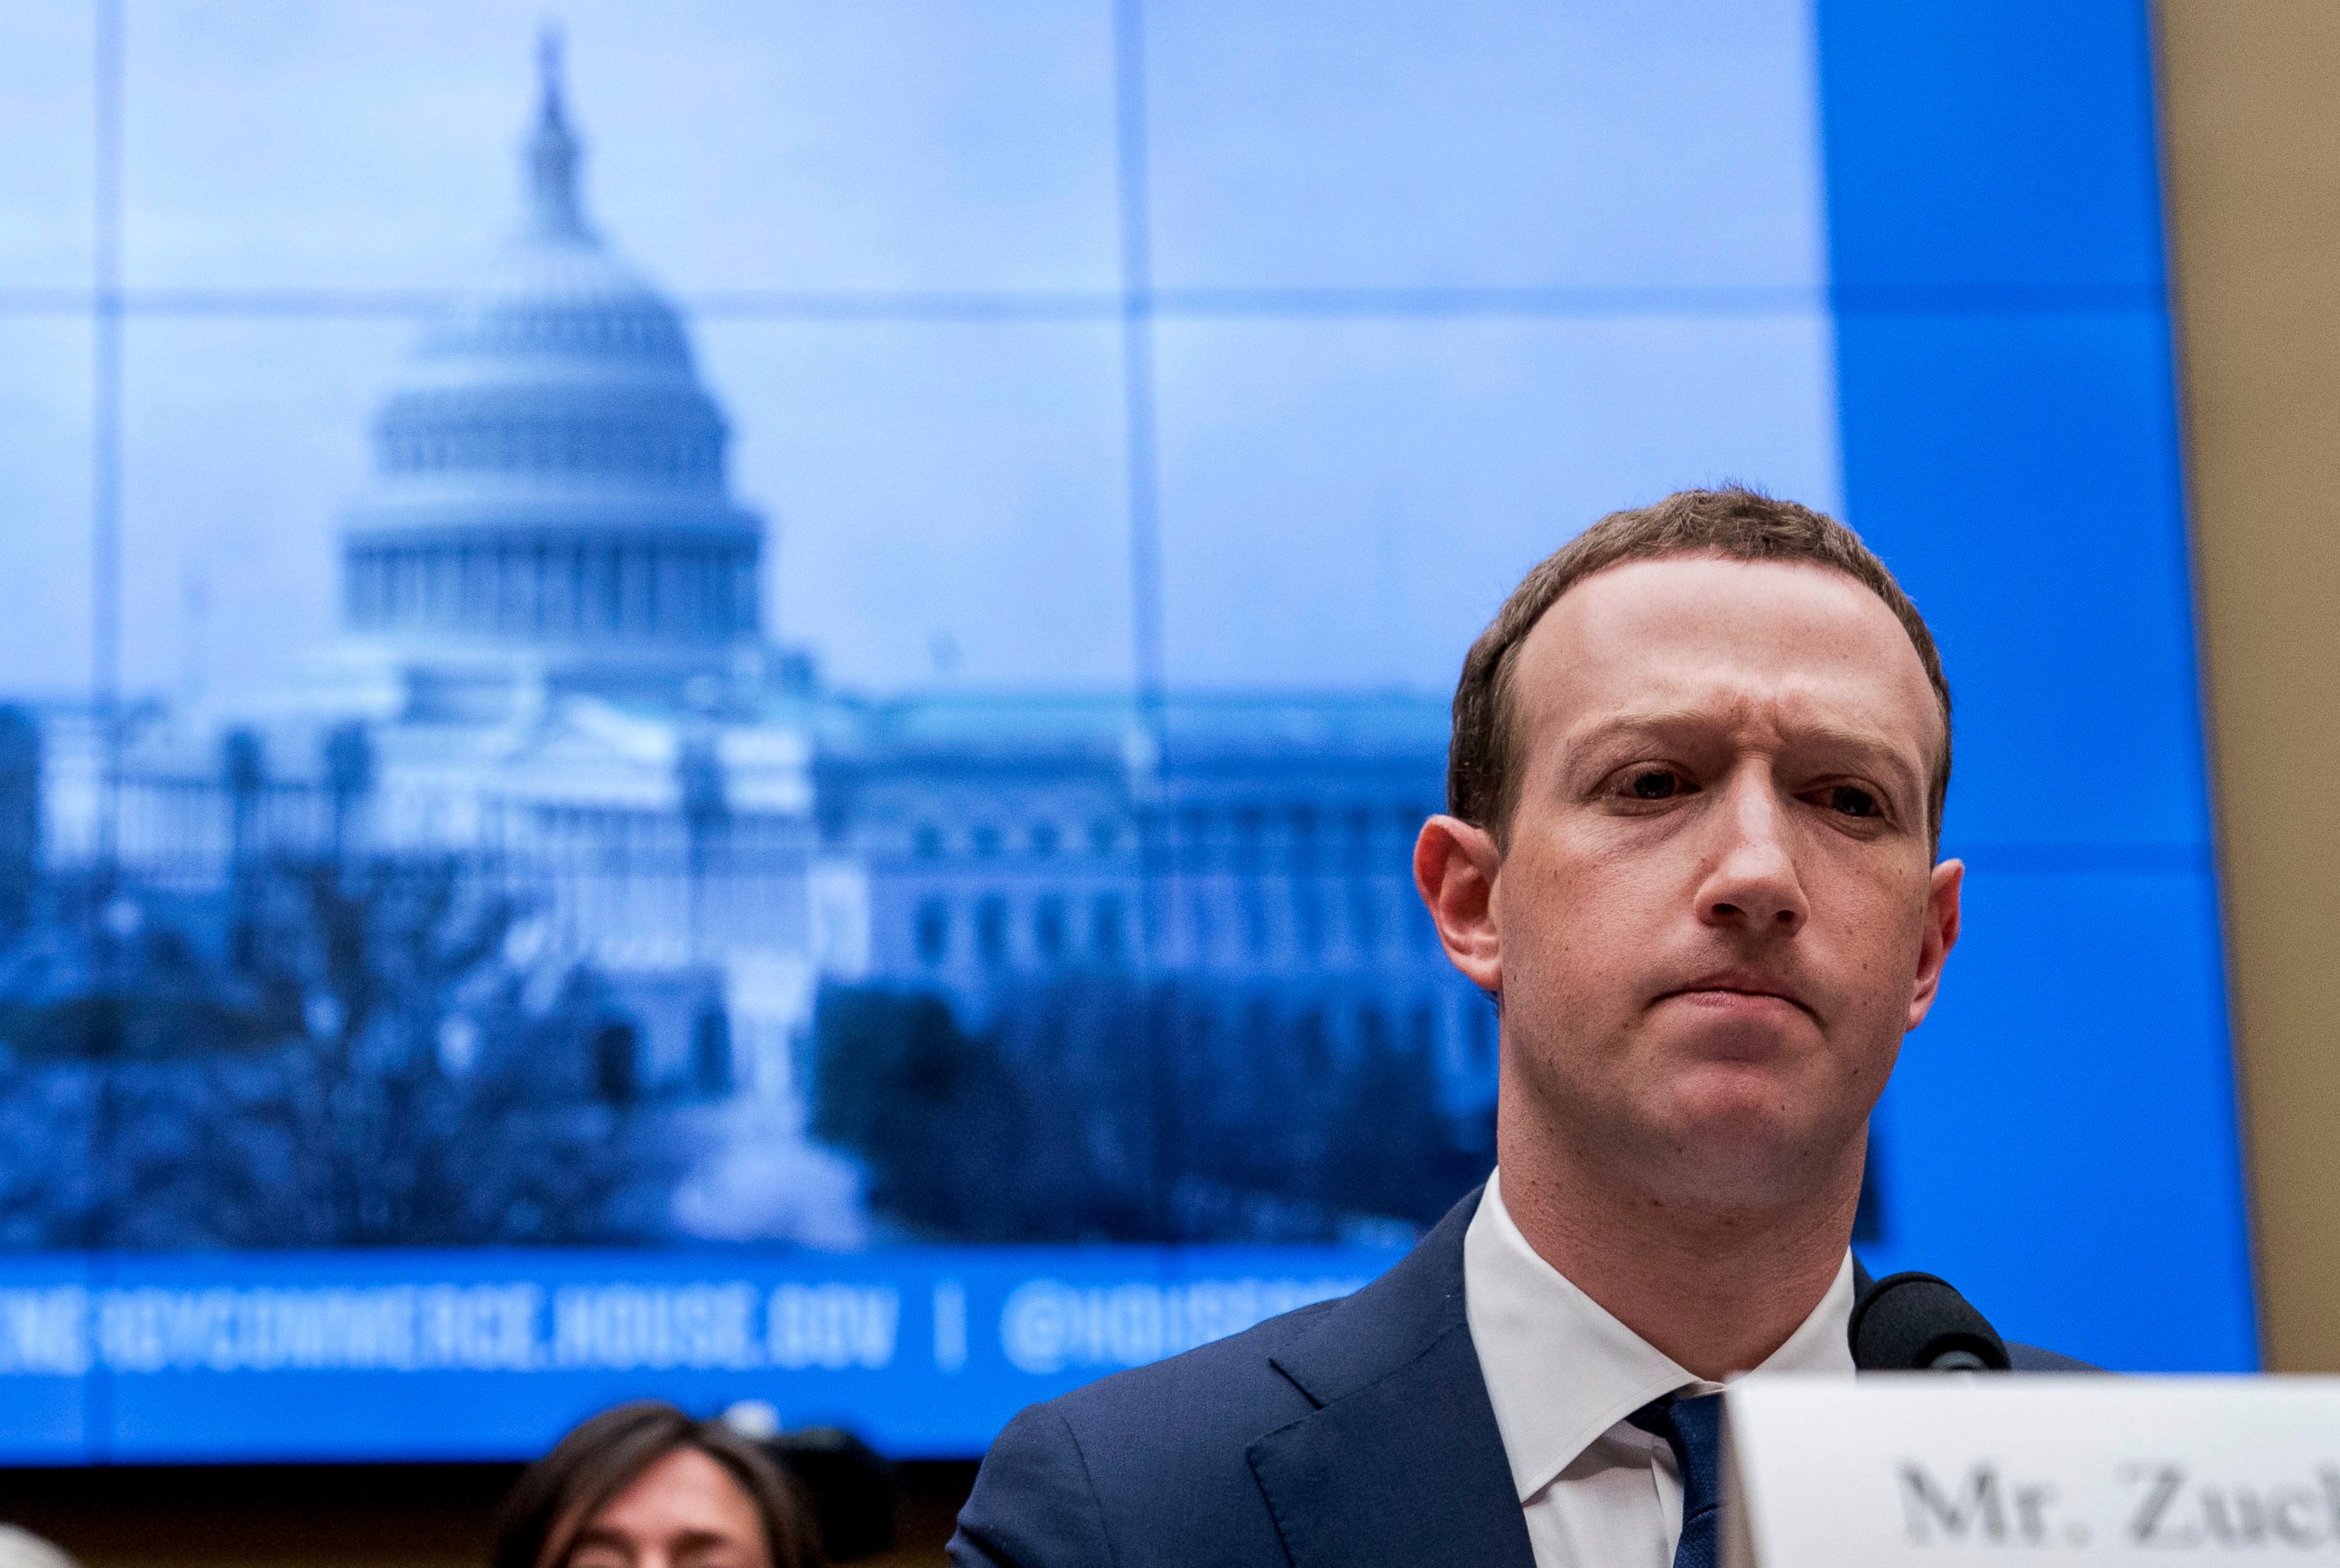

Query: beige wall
left=2158, top=0, right=2340, bottom=1371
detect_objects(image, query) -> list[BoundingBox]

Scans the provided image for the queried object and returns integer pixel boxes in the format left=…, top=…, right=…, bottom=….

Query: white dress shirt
left=1464, top=1168, right=1855, bottom=1568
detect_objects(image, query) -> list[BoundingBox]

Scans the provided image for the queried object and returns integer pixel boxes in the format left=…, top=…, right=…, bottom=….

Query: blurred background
left=9, top=0, right=2340, bottom=1562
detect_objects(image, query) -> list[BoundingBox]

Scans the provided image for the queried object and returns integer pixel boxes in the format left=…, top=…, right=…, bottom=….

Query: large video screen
left=0, top=2, right=2254, bottom=1461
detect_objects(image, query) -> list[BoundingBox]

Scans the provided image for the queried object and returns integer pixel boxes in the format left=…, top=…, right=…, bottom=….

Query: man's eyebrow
left=1787, top=721, right=1930, bottom=793
left=1563, top=708, right=1721, bottom=749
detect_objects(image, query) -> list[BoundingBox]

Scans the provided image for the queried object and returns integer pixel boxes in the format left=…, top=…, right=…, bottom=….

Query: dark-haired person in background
left=495, top=1403, right=823, bottom=1568
left=951, top=489, right=2085, bottom=1568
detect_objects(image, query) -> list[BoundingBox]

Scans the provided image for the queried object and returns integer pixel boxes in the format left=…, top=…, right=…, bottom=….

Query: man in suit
left=951, top=488, right=2082, bottom=1568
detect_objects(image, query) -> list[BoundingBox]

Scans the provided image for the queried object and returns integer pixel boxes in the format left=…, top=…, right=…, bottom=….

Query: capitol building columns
left=343, top=535, right=760, bottom=646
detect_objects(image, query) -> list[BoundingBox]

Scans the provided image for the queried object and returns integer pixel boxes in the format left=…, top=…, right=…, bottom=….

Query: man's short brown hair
left=1447, top=486, right=1952, bottom=851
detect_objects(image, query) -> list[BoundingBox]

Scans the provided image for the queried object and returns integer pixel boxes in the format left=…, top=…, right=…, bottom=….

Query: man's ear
left=1415, top=814, right=1505, bottom=993
left=1905, top=857, right=1963, bottom=1031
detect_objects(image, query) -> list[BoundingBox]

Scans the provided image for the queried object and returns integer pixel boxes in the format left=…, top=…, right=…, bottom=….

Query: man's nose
left=1695, top=772, right=1808, bottom=937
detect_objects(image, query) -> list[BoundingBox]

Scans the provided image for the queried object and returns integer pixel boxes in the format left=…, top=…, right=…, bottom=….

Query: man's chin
left=1667, top=1055, right=1811, bottom=1117
left=1641, top=1075, right=1857, bottom=1197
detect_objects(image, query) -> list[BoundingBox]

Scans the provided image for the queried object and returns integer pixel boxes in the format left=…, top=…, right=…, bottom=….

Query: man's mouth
left=1656, top=970, right=1816, bottom=1021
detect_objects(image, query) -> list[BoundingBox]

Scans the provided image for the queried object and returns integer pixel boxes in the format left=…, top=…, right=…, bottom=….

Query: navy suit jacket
left=949, top=1186, right=2088, bottom=1568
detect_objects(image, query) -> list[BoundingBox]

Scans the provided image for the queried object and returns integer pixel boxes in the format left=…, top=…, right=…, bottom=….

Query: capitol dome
left=337, top=41, right=764, bottom=719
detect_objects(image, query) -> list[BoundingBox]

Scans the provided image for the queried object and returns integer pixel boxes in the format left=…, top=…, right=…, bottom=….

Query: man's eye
left=1626, top=769, right=1686, bottom=801
left=1826, top=784, right=1880, bottom=818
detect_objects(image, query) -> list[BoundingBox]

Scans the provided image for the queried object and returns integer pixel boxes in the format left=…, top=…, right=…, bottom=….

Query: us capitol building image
left=23, top=51, right=1492, bottom=1247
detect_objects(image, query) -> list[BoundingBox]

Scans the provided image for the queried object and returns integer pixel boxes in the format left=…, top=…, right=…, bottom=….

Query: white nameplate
left=1723, top=1376, right=2340, bottom=1565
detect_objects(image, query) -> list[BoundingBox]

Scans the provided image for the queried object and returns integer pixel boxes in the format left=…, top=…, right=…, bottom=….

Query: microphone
left=1849, top=1271, right=2010, bottom=1372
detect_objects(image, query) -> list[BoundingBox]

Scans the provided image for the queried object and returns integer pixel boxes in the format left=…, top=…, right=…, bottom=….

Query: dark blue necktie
left=1629, top=1390, right=1723, bottom=1568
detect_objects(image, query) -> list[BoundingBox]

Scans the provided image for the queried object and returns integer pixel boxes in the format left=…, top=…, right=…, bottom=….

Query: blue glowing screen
left=0, top=0, right=2252, bottom=1462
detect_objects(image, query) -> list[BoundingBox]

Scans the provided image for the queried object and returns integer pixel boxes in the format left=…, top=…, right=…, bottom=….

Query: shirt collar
left=1462, top=1167, right=1857, bottom=1503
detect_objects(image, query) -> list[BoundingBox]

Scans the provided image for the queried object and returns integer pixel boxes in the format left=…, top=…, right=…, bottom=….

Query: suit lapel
left=1245, top=1188, right=1537, bottom=1568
